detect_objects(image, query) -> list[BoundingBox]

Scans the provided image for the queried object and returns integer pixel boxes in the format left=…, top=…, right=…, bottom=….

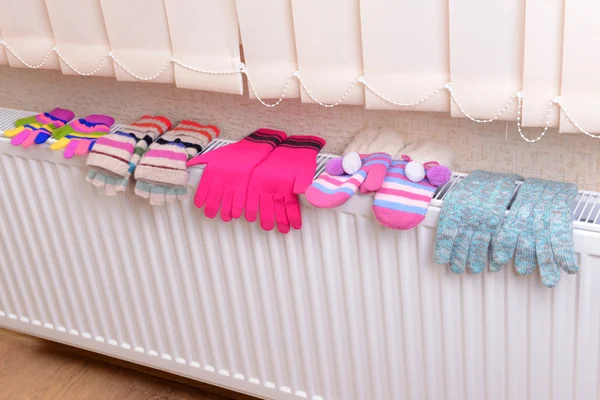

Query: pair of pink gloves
left=187, top=129, right=325, bottom=234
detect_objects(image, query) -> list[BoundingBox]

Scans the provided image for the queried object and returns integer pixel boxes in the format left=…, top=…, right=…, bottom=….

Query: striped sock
left=372, top=159, right=438, bottom=230
left=134, top=120, right=219, bottom=205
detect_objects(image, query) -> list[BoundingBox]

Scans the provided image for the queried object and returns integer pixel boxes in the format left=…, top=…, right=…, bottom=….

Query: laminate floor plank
left=0, top=329, right=259, bottom=400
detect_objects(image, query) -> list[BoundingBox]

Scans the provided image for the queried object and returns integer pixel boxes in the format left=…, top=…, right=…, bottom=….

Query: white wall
left=1, top=66, right=599, bottom=191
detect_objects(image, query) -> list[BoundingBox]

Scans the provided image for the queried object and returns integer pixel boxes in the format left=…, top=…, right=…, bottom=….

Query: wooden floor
left=0, top=328, right=259, bottom=400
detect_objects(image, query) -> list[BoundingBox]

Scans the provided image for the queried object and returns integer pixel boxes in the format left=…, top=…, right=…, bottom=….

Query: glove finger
left=491, top=223, right=520, bottom=267
left=4, top=126, right=25, bottom=138
left=63, top=139, right=79, bottom=159
left=286, top=195, right=303, bottom=230
left=115, top=177, right=129, bottom=194
left=467, top=230, right=492, bottom=273
left=449, top=228, right=474, bottom=274
left=92, top=175, right=108, bottom=188
left=245, top=192, right=260, bottom=222
left=86, top=170, right=97, bottom=184
left=175, top=186, right=188, bottom=202
left=10, top=129, right=32, bottom=146
left=551, top=207, right=579, bottom=274
left=259, top=193, right=276, bottom=231
left=135, top=181, right=151, bottom=199
left=150, top=185, right=167, bottom=206
left=515, top=229, right=537, bottom=275
left=194, top=175, right=213, bottom=208
left=231, top=187, right=247, bottom=219
left=50, top=137, right=70, bottom=151
left=220, top=186, right=235, bottom=222
left=435, top=217, right=459, bottom=265
left=204, top=182, right=224, bottom=219
left=74, top=139, right=92, bottom=156
left=105, top=176, right=118, bottom=196
left=34, top=130, right=52, bottom=144
left=186, top=151, right=214, bottom=167
left=21, top=130, right=39, bottom=148
left=536, top=228, right=560, bottom=288
left=274, top=195, right=291, bottom=234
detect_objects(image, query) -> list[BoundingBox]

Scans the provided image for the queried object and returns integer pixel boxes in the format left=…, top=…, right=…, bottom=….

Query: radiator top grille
left=1, top=109, right=598, bottom=232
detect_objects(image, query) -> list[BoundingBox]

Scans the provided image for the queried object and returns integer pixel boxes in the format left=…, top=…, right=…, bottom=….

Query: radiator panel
left=0, top=138, right=598, bottom=400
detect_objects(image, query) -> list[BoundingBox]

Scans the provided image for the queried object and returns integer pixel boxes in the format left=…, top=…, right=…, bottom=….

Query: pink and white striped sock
left=372, top=159, right=438, bottom=230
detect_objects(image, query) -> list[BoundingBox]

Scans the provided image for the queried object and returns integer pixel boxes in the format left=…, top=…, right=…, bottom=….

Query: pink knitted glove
left=245, top=135, right=325, bottom=233
left=187, top=129, right=287, bottom=221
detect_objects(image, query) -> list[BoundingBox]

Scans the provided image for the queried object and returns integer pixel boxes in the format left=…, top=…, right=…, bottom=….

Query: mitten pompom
left=342, top=152, right=362, bottom=174
left=427, top=165, right=452, bottom=187
left=325, top=157, right=345, bottom=175
left=405, top=160, right=426, bottom=182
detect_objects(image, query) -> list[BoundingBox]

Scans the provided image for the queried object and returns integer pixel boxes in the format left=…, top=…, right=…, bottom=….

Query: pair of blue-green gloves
left=435, top=170, right=578, bottom=287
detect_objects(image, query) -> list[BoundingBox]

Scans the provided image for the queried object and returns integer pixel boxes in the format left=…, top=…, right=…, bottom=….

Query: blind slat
left=100, top=0, right=174, bottom=83
left=360, top=0, right=449, bottom=111
left=236, top=0, right=300, bottom=100
left=0, top=0, right=59, bottom=69
left=291, top=0, right=364, bottom=105
left=45, top=0, right=114, bottom=77
left=165, top=0, right=242, bottom=94
left=0, top=30, right=7, bottom=65
left=449, top=1, right=525, bottom=120
left=560, top=0, right=600, bottom=133
left=521, top=0, right=564, bottom=128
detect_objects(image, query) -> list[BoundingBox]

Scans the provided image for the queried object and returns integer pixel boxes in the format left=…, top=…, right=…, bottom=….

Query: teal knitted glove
left=435, top=170, right=491, bottom=266
left=492, top=179, right=578, bottom=287
left=533, top=181, right=578, bottom=287
left=435, top=170, right=522, bottom=274
left=491, top=179, right=548, bottom=271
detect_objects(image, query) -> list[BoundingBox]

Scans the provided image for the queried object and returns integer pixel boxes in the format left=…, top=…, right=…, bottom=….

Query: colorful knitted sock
left=86, top=115, right=172, bottom=194
left=305, top=153, right=392, bottom=208
left=372, top=159, right=438, bottom=230
left=134, top=120, right=219, bottom=205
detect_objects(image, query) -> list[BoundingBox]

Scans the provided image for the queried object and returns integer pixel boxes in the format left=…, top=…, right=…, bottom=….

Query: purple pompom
left=427, top=165, right=452, bottom=187
left=325, top=157, right=345, bottom=176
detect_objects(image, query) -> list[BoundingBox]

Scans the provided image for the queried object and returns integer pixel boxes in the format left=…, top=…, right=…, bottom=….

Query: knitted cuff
left=280, top=135, right=326, bottom=152
left=243, top=128, right=287, bottom=148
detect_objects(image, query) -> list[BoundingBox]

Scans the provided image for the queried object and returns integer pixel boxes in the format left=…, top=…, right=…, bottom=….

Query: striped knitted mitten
left=5, top=108, right=74, bottom=146
left=134, top=120, right=219, bottom=205
left=372, top=159, right=440, bottom=230
left=305, top=153, right=392, bottom=208
left=86, top=115, right=172, bottom=195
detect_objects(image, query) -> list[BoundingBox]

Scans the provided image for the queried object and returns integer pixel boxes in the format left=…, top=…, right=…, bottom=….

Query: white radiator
left=1, top=108, right=600, bottom=400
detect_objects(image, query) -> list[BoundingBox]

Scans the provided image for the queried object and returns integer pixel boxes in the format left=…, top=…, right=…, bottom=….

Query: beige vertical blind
left=449, top=0, right=525, bottom=121
left=521, top=0, right=564, bottom=128
left=165, top=0, right=242, bottom=94
left=45, top=0, right=114, bottom=77
left=99, top=0, right=174, bottom=83
left=236, top=0, right=300, bottom=100
left=291, top=0, right=364, bottom=105
left=360, top=0, right=449, bottom=112
left=1, top=1, right=600, bottom=135
left=0, top=29, right=7, bottom=65
left=0, top=0, right=59, bottom=70
left=560, top=0, right=600, bottom=133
